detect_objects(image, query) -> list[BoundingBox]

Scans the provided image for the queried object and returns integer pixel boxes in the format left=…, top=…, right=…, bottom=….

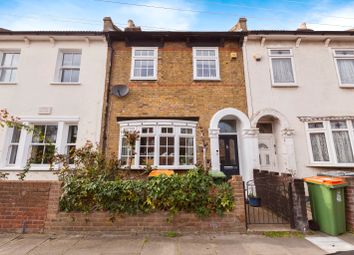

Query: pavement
left=0, top=232, right=353, bottom=255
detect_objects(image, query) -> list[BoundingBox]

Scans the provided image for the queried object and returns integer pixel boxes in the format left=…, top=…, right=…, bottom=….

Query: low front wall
left=0, top=176, right=246, bottom=234
left=343, top=177, right=354, bottom=232
left=0, top=181, right=60, bottom=233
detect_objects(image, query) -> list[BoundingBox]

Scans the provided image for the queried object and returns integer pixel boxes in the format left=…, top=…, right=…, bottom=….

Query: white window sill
left=0, top=166, right=56, bottom=171
left=307, top=163, right=354, bottom=168
left=193, top=77, right=221, bottom=81
left=130, top=77, right=157, bottom=81
left=272, top=83, right=298, bottom=87
left=0, top=82, right=17, bottom=85
left=50, top=82, right=81, bottom=86
left=339, top=84, right=354, bottom=88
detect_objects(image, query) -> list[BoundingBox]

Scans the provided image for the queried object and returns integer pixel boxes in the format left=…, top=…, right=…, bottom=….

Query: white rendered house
left=243, top=26, right=354, bottom=178
left=0, top=30, right=107, bottom=180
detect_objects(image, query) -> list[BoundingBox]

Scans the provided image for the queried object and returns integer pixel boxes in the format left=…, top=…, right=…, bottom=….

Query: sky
left=1, top=0, right=354, bottom=31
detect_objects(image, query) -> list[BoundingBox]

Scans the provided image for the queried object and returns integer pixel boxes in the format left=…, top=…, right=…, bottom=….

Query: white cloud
left=306, top=2, right=354, bottom=31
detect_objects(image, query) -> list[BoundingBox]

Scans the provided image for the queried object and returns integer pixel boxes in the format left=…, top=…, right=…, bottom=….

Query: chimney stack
left=103, top=17, right=121, bottom=32
left=297, top=22, right=313, bottom=31
left=230, top=17, right=247, bottom=32
left=125, top=19, right=141, bottom=32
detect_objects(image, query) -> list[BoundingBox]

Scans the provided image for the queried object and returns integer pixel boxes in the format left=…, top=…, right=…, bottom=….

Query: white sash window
left=334, top=49, right=354, bottom=87
left=193, top=47, right=220, bottom=80
left=131, top=47, right=158, bottom=80
left=0, top=52, right=20, bottom=83
left=268, top=49, right=296, bottom=86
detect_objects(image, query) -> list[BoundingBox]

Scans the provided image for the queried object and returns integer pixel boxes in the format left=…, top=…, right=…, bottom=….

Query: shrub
left=59, top=168, right=235, bottom=217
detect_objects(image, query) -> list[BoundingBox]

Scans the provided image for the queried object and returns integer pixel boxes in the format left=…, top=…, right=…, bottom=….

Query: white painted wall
left=0, top=35, right=107, bottom=180
left=244, top=36, right=354, bottom=178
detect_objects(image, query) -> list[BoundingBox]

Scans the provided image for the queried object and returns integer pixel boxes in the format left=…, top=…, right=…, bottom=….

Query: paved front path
left=0, top=233, right=352, bottom=255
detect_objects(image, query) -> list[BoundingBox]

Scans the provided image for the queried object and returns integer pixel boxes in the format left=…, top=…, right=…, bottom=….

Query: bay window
left=305, top=119, right=354, bottom=166
left=118, top=120, right=197, bottom=169
left=1, top=120, right=78, bottom=169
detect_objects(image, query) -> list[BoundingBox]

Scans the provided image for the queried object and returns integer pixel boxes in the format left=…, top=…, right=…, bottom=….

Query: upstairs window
left=55, top=50, right=81, bottom=83
left=193, top=47, right=220, bottom=80
left=334, top=49, right=354, bottom=87
left=268, top=49, right=296, bottom=86
left=131, top=47, right=158, bottom=80
left=0, top=52, right=20, bottom=83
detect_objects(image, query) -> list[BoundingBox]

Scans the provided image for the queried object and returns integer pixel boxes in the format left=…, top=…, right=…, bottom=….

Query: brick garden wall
left=0, top=176, right=246, bottom=234
left=0, top=181, right=60, bottom=233
left=343, top=176, right=354, bottom=231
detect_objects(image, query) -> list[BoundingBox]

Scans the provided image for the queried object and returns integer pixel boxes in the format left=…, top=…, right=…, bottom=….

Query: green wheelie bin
left=304, top=176, right=347, bottom=236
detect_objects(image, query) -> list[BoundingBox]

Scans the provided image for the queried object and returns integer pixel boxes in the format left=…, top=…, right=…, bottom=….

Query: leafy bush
left=59, top=168, right=235, bottom=218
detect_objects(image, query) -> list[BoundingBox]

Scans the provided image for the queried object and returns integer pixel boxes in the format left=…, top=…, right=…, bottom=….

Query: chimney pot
left=297, top=22, right=313, bottom=31
left=229, top=17, right=247, bottom=32
left=125, top=19, right=142, bottom=32
left=103, top=17, right=121, bottom=32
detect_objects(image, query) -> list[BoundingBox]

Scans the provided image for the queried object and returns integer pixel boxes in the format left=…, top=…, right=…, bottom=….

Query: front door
left=258, top=134, right=276, bottom=171
left=219, top=135, right=239, bottom=176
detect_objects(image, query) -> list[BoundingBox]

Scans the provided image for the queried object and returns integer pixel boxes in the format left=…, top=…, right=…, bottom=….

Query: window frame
left=118, top=120, right=197, bottom=169
left=305, top=119, right=354, bottom=167
left=53, top=49, right=82, bottom=85
left=0, top=50, right=20, bottom=84
left=333, top=49, right=354, bottom=88
left=5, top=126, right=22, bottom=165
left=268, top=48, right=297, bottom=87
left=193, top=47, right=220, bottom=81
left=0, top=118, right=79, bottom=170
left=130, top=47, right=158, bottom=81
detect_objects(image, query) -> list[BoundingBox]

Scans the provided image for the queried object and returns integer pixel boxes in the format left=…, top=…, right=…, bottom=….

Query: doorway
left=257, top=122, right=276, bottom=171
left=218, top=118, right=240, bottom=176
left=219, top=135, right=239, bottom=176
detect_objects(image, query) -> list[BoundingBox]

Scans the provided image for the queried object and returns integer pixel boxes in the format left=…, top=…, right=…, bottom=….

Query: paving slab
left=28, top=235, right=83, bottom=255
left=0, top=234, right=19, bottom=247
left=140, top=237, right=178, bottom=255
left=63, top=235, right=144, bottom=255
left=0, top=234, right=49, bottom=255
left=177, top=238, right=215, bottom=255
left=306, top=236, right=354, bottom=254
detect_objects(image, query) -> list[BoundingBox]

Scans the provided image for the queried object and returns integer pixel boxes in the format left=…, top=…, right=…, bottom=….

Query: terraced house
left=243, top=23, right=354, bottom=178
left=0, top=29, right=107, bottom=179
left=102, top=18, right=258, bottom=182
